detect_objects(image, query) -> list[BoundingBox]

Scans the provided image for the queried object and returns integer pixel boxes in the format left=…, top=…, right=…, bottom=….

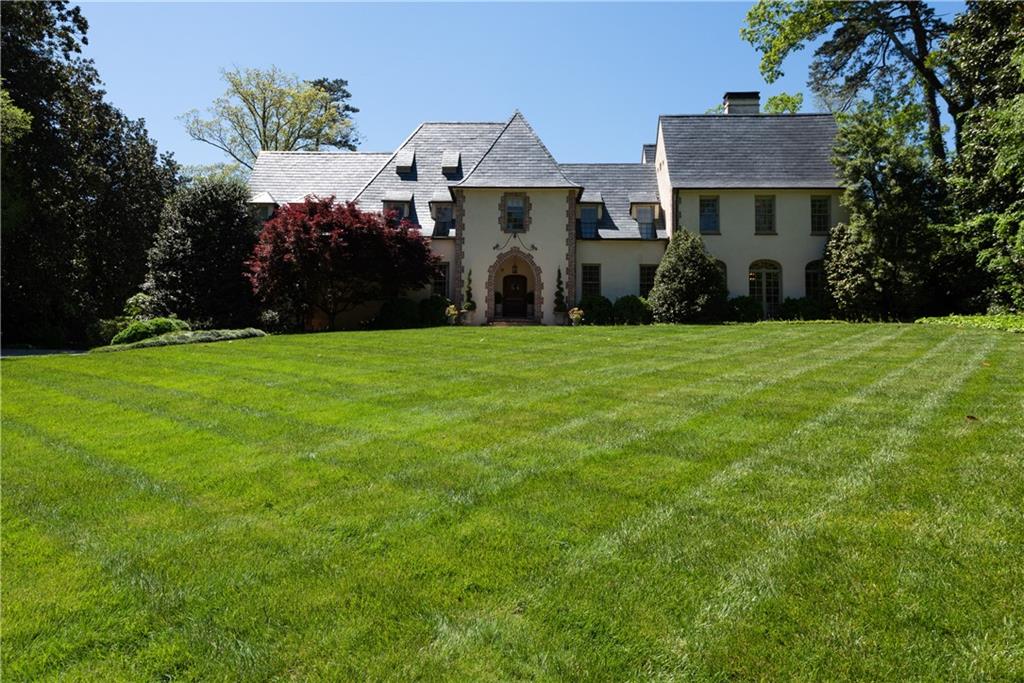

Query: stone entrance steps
left=488, top=318, right=541, bottom=326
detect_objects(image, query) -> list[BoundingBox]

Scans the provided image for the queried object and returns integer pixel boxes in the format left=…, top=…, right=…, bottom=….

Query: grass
left=94, top=327, right=267, bottom=352
left=915, top=313, right=1024, bottom=332
left=2, top=323, right=1022, bottom=681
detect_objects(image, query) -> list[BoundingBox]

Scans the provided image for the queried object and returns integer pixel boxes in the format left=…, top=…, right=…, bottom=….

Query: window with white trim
left=699, top=196, right=720, bottom=233
left=383, top=201, right=410, bottom=221
left=579, top=205, right=599, bottom=238
left=432, top=262, right=450, bottom=299
left=636, top=205, right=656, bottom=239
left=749, top=259, right=781, bottom=318
left=811, top=196, right=831, bottom=235
left=754, top=195, right=776, bottom=234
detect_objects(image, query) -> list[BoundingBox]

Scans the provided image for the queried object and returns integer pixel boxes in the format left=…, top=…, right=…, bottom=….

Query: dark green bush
left=577, top=294, right=614, bottom=325
left=613, top=295, right=653, bottom=325
left=727, top=296, right=763, bottom=322
left=97, top=328, right=266, bottom=352
left=418, top=295, right=450, bottom=327
left=779, top=296, right=829, bottom=320
left=110, top=317, right=190, bottom=345
left=648, top=230, right=727, bottom=323
left=373, top=298, right=421, bottom=329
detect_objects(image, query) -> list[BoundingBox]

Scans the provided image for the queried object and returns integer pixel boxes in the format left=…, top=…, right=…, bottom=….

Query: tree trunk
left=906, top=2, right=946, bottom=162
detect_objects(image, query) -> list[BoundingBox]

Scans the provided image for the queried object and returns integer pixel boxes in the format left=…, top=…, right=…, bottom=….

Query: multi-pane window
left=580, top=205, right=599, bottom=239
left=699, top=196, right=720, bottom=233
left=715, top=260, right=728, bottom=287
left=432, top=262, right=450, bottom=299
left=639, top=264, right=658, bottom=297
left=811, top=196, right=831, bottom=234
left=749, top=260, right=782, bottom=318
left=433, top=204, right=454, bottom=236
left=636, top=205, right=656, bottom=239
left=581, top=264, right=601, bottom=298
left=383, top=201, right=410, bottom=221
left=805, top=260, right=825, bottom=301
left=754, top=195, right=776, bottom=234
left=505, top=195, right=525, bottom=232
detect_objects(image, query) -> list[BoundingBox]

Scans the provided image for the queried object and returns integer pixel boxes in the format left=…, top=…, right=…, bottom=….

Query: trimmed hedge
left=613, top=295, right=653, bottom=325
left=110, top=317, right=190, bottom=345
left=577, top=294, right=614, bottom=325
left=96, top=328, right=266, bottom=352
left=915, top=314, right=1024, bottom=332
left=418, top=295, right=451, bottom=327
left=373, top=298, right=420, bottom=329
left=726, top=296, right=763, bottom=322
left=779, top=296, right=830, bottom=321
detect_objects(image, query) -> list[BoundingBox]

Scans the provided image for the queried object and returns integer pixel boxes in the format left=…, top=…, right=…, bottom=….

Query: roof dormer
left=441, top=150, right=461, bottom=174
left=395, top=147, right=415, bottom=174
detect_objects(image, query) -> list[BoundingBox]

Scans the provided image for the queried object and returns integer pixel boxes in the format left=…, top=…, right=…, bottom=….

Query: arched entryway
left=486, top=247, right=544, bottom=322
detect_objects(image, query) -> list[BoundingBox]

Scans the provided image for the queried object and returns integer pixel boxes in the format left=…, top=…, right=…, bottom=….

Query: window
left=383, top=201, right=409, bottom=221
left=579, top=205, right=599, bottom=239
left=501, top=193, right=530, bottom=233
left=715, top=260, right=728, bottom=286
left=432, top=262, right=450, bottom=298
left=754, top=195, right=776, bottom=234
left=811, top=196, right=831, bottom=235
left=699, top=196, right=720, bottom=233
left=433, top=203, right=454, bottom=236
left=636, top=205, right=656, bottom=239
left=639, top=264, right=658, bottom=297
left=581, top=264, right=601, bottom=298
left=805, top=260, right=825, bottom=301
left=749, top=260, right=781, bottom=318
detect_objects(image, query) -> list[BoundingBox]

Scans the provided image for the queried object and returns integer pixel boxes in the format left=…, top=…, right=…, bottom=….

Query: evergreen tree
left=553, top=268, right=567, bottom=313
left=648, top=230, right=727, bottom=323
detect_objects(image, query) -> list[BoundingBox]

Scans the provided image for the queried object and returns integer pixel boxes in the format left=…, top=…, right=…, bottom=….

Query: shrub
left=419, top=294, right=450, bottom=327
left=373, top=298, right=420, bottom=329
left=727, top=296, right=763, bottom=322
left=779, top=296, right=829, bottom=320
left=97, top=328, right=266, bottom=352
left=915, top=314, right=1024, bottom=333
left=553, top=268, right=568, bottom=313
left=578, top=294, right=614, bottom=325
left=613, top=295, right=653, bottom=325
left=648, top=230, right=727, bottom=323
left=110, top=317, right=190, bottom=345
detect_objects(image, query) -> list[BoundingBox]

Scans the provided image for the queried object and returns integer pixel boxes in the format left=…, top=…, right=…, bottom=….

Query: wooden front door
left=502, top=274, right=527, bottom=317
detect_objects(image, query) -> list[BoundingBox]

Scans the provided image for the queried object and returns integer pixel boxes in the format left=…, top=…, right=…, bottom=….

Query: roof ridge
left=455, top=112, right=517, bottom=186
left=257, top=150, right=392, bottom=155
left=419, top=120, right=506, bottom=125
left=658, top=113, right=836, bottom=119
left=511, top=111, right=580, bottom=188
left=352, top=122, right=426, bottom=201
left=458, top=112, right=580, bottom=188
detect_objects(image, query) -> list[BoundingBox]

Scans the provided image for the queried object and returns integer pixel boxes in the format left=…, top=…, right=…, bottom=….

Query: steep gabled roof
left=249, top=151, right=392, bottom=203
left=559, top=163, right=667, bottom=240
left=457, top=112, right=580, bottom=189
left=659, top=114, right=841, bottom=189
left=354, top=121, right=505, bottom=236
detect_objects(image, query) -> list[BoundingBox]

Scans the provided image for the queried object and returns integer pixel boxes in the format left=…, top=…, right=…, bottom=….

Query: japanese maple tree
left=248, top=197, right=438, bottom=330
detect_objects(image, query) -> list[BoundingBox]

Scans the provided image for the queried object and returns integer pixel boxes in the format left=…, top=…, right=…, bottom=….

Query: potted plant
left=568, top=307, right=584, bottom=326
left=553, top=268, right=568, bottom=324
left=526, top=290, right=535, bottom=318
left=445, top=304, right=461, bottom=325
left=494, top=291, right=503, bottom=317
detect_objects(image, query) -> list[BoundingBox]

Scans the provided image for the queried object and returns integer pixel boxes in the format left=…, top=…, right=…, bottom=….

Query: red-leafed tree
left=247, top=196, right=438, bottom=330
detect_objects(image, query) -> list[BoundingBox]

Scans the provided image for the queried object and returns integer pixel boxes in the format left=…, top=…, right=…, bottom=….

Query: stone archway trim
left=485, top=247, right=545, bottom=323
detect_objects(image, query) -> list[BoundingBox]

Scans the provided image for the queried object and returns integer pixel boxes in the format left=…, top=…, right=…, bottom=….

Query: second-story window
left=754, top=195, right=776, bottom=234
left=811, top=196, right=831, bottom=235
left=699, top=196, right=720, bottom=233
left=501, top=193, right=530, bottom=233
left=580, top=205, right=599, bottom=238
left=636, top=205, right=656, bottom=239
left=383, top=201, right=410, bottom=221
left=433, top=203, right=454, bottom=236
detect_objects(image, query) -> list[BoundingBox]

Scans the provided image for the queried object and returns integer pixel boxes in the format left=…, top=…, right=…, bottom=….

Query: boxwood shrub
left=726, top=296, right=763, bottom=322
left=418, top=295, right=451, bottom=327
left=578, top=294, right=614, bottom=325
left=110, top=317, right=190, bottom=345
left=613, top=295, right=653, bottom=325
left=373, top=298, right=421, bottom=329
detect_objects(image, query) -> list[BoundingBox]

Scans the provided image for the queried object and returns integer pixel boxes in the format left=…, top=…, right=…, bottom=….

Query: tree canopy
left=180, top=67, right=359, bottom=170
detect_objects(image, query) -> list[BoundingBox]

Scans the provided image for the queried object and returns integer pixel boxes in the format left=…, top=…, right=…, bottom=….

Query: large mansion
left=248, top=91, right=846, bottom=324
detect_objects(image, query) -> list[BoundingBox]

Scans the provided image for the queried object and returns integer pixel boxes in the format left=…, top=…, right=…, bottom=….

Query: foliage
left=418, top=294, right=450, bottom=328
left=180, top=67, right=358, bottom=169
left=179, top=162, right=248, bottom=184
left=144, top=175, right=260, bottom=329
left=463, top=270, right=477, bottom=311
left=1, top=2, right=179, bottom=346
left=742, top=0, right=957, bottom=159
left=373, top=298, right=420, bottom=330
left=110, top=317, right=190, bottom=345
left=1, top=86, right=32, bottom=145
left=553, top=268, right=568, bottom=312
left=778, top=296, right=828, bottom=320
left=247, top=197, right=437, bottom=331
left=97, top=327, right=267, bottom=352
left=763, top=91, right=803, bottom=114
left=825, top=103, right=942, bottom=319
left=915, top=313, right=1024, bottom=333
left=568, top=307, right=584, bottom=325
left=577, top=294, right=614, bottom=325
left=445, top=304, right=460, bottom=324
left=613, top=295, right=653, bottom=325
left=648, top=230, right=727, bottom=323
left=726, top=296, right=764, bottom=323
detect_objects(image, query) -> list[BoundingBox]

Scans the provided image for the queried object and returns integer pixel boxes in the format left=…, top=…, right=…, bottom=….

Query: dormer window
left=383, top=191, right=413, bottom=221
left=441, top=150, right=460, bottom=175
left=432, top=202, right=455, bottom=237
left=636, top=205, right=656, bottom=239
left=579, top=204, right=600, bottom=239
left=500, top=192, right=530, bottom=233
left=383, top=201, right=410, bottom=221
left=395, top=148, right=415, bottom=174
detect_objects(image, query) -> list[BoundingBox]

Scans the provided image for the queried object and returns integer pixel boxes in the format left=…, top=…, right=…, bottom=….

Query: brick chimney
left=723, top=91, right=760, bottom=115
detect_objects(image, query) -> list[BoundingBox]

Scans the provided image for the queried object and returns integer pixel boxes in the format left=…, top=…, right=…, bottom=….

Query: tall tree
left=763, top=91, right=804, bottom=114
left=742, top=1, right=963, bottom=160
left=1, top=1, right=177, bottom=346
left=180, top=67, right=358, bottom=169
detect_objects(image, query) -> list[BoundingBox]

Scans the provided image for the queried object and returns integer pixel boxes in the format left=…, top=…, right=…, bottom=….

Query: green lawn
left=3, top=323, right=1022, bottom=681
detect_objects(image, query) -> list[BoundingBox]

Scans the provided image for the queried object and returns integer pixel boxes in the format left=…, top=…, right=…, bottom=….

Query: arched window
left=715, top=260, right=728, bottom=291
left=748, top=260, right=781, bottom=318
left=805, top=260, right=825, bottom=302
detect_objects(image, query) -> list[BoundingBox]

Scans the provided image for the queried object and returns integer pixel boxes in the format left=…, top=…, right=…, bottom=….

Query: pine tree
left=463, top=269, right=476, bottom=311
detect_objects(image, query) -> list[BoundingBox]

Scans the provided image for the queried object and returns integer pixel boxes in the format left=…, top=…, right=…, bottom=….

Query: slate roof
left=659, top=114, right=840, bottom=188
left=458, top=112, right=580, bottom=189
left=559, top=163, right=667, bottom=240
left=249, top=151, right=391, bottom=203
left=641, top=144, right=657, bottom=164
left=354, top=121, right=505, bottom=237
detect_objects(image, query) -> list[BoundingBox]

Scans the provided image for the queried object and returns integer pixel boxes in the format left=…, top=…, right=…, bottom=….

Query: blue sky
left=80, top=2, right=829, bottom=166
